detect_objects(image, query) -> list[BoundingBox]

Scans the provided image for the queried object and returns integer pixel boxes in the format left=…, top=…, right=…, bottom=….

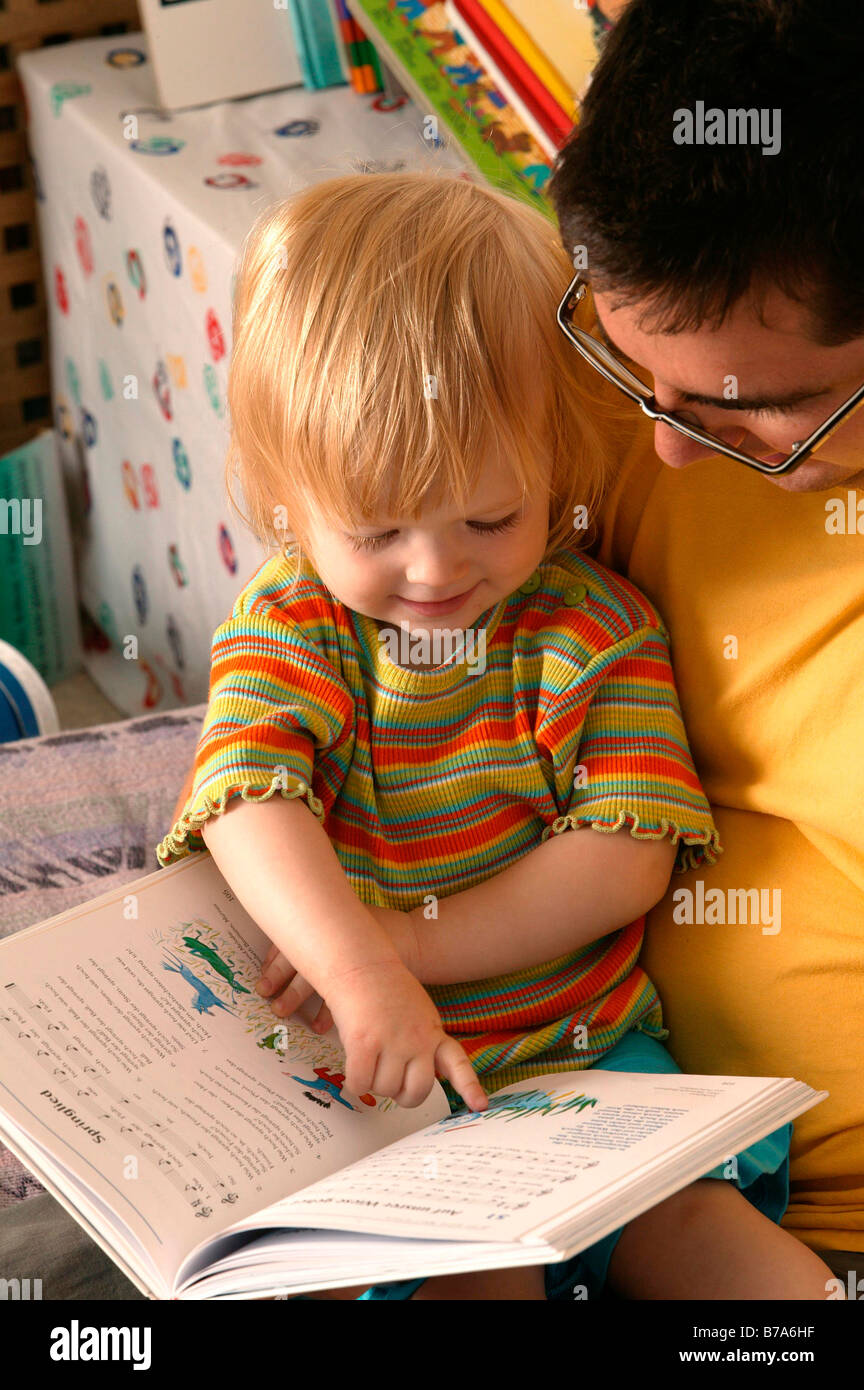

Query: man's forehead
left=590, top=284, right=863, bottom=409
left=595, top=276, right=820, bottom=339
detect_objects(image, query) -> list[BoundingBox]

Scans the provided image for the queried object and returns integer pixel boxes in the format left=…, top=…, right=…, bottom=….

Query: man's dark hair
left=547, top=0, right=864, bottom=346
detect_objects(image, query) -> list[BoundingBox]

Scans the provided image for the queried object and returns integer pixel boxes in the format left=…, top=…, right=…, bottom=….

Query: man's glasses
left=556, top=272, right=864, bottom=476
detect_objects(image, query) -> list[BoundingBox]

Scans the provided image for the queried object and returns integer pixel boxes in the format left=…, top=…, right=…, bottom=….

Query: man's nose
left=652, top=394, right=747, bottom=469
left=653, top=420, right=720, bottom=468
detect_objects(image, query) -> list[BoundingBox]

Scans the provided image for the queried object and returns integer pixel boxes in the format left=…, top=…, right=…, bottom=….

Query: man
left=548, top=0, right=864, bottom=1284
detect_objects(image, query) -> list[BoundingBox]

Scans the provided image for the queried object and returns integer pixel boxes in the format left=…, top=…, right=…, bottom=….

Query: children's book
left=348, top=0, right=556, bottom=217
left=0, top=852, right=826, bottom=1300
left=444, top=0, right=569, bottom=159
left=488, top=0, right=599, bottom=104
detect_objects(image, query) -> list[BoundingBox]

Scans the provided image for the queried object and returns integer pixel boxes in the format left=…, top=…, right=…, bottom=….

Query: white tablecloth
left=18, top=34, right=468, bottom=714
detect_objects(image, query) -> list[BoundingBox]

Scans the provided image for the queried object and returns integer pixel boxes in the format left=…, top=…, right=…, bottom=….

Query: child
left=156, top=171, right=835, bottom=1302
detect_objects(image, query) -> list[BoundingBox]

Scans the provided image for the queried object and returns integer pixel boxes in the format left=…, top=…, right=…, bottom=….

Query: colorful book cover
left=348, top=0, right=558, bottom=219
left=471, top=0, right=579, bottom=118
left=446, top=0, right=573, bottom=154
left=495, top=0, right=599, bottom=103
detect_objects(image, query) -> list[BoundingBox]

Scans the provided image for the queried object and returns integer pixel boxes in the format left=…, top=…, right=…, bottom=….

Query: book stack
left=286, top=0, right=385, bottom=94
left=348, top=0, right=603, bottom=216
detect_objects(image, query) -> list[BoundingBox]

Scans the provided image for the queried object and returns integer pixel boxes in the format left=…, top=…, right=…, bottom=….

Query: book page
left=261, top=1068, right=815, bottom=1245
left=0, top=855, right=448, bottom=1288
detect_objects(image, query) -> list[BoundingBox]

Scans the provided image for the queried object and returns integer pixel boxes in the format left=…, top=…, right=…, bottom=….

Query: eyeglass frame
left=556, top=271, right=864, bottom=476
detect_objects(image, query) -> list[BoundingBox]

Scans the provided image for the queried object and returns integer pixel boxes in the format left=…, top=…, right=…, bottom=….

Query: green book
left=349, top=0, right=555, bottom=218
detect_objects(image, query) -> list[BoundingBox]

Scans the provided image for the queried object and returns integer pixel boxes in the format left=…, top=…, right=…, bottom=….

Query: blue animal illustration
left=161, top=949, right=236, bottom=1016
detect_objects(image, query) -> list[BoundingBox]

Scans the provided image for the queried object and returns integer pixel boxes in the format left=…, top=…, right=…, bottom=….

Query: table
left=18, top=33, right=468, bottom=714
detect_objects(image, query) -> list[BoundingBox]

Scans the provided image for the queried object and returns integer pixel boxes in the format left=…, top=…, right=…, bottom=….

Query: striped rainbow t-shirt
left=156, top=543, right=721, bottom=1102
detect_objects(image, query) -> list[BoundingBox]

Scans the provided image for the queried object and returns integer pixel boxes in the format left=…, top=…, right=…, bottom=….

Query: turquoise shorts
left=354, top=1028, right=793, bottom=1301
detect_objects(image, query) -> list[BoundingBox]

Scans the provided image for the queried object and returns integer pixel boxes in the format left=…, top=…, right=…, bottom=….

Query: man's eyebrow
left=591, top=309, right=834, bottom=412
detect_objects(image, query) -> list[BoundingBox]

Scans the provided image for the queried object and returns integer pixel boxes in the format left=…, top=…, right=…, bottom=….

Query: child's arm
left=200, top=795, right=488, bottom=1110
left=201, top=795, right=398, bottom=984
left=381, top=611, right=714, bottom=986
left=261, top=826, right=674, bottom=1010
left=399, top=827, right=675, bottom=985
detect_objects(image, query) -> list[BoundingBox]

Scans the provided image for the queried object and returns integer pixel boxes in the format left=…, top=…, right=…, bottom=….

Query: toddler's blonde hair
left=226, top=170, right=624, bottom=561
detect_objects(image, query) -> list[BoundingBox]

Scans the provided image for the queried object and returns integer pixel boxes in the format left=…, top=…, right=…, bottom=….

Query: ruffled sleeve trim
left=540, top=809, right=722, bottom=873
left=155, top=774, right=325, bottom=868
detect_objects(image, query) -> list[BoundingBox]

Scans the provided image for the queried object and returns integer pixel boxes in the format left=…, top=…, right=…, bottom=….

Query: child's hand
left=324, top=958, right=488, bottom=1112
left=255, top=902, right=423, bottom=1029
left=256, top=943, right=333, bottom=1032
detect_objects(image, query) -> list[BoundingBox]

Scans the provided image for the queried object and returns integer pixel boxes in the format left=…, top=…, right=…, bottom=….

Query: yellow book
left=479, top=0, right=598, bottom=113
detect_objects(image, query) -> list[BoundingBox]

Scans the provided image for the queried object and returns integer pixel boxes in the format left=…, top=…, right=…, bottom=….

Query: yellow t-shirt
left=595, top=416, right=864, bottom=1254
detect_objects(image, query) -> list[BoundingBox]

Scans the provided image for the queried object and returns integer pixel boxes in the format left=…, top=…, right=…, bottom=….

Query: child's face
left=301, top=451, right=551, bottom=633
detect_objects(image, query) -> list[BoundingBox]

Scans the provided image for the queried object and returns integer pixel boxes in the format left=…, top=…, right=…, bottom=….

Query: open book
left=0, top=853, right=826, bottom=1301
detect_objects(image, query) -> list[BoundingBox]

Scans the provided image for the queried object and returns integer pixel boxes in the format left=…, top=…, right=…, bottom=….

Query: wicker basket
left=0, top=0, right=140, bottom=456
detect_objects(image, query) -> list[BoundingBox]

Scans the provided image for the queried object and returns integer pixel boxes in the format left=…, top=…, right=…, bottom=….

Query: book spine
left=444, top=1, right=558, bottom=160
left=332, top=2, right=381, bottom=94
left=329, top=0, right=354, bottom=84
left=335, top=0, right=361, bottom=92
left=308, top=0, right=349, bottom=88
left=348, top=13, right=380, bottom=94
left=289, top=0, right=348, bottom=88
left=286, top=0, right=316, bottom=89
left=450, top=0, right=573, bottom=140
left=476, top=0, right=575, bottom=117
